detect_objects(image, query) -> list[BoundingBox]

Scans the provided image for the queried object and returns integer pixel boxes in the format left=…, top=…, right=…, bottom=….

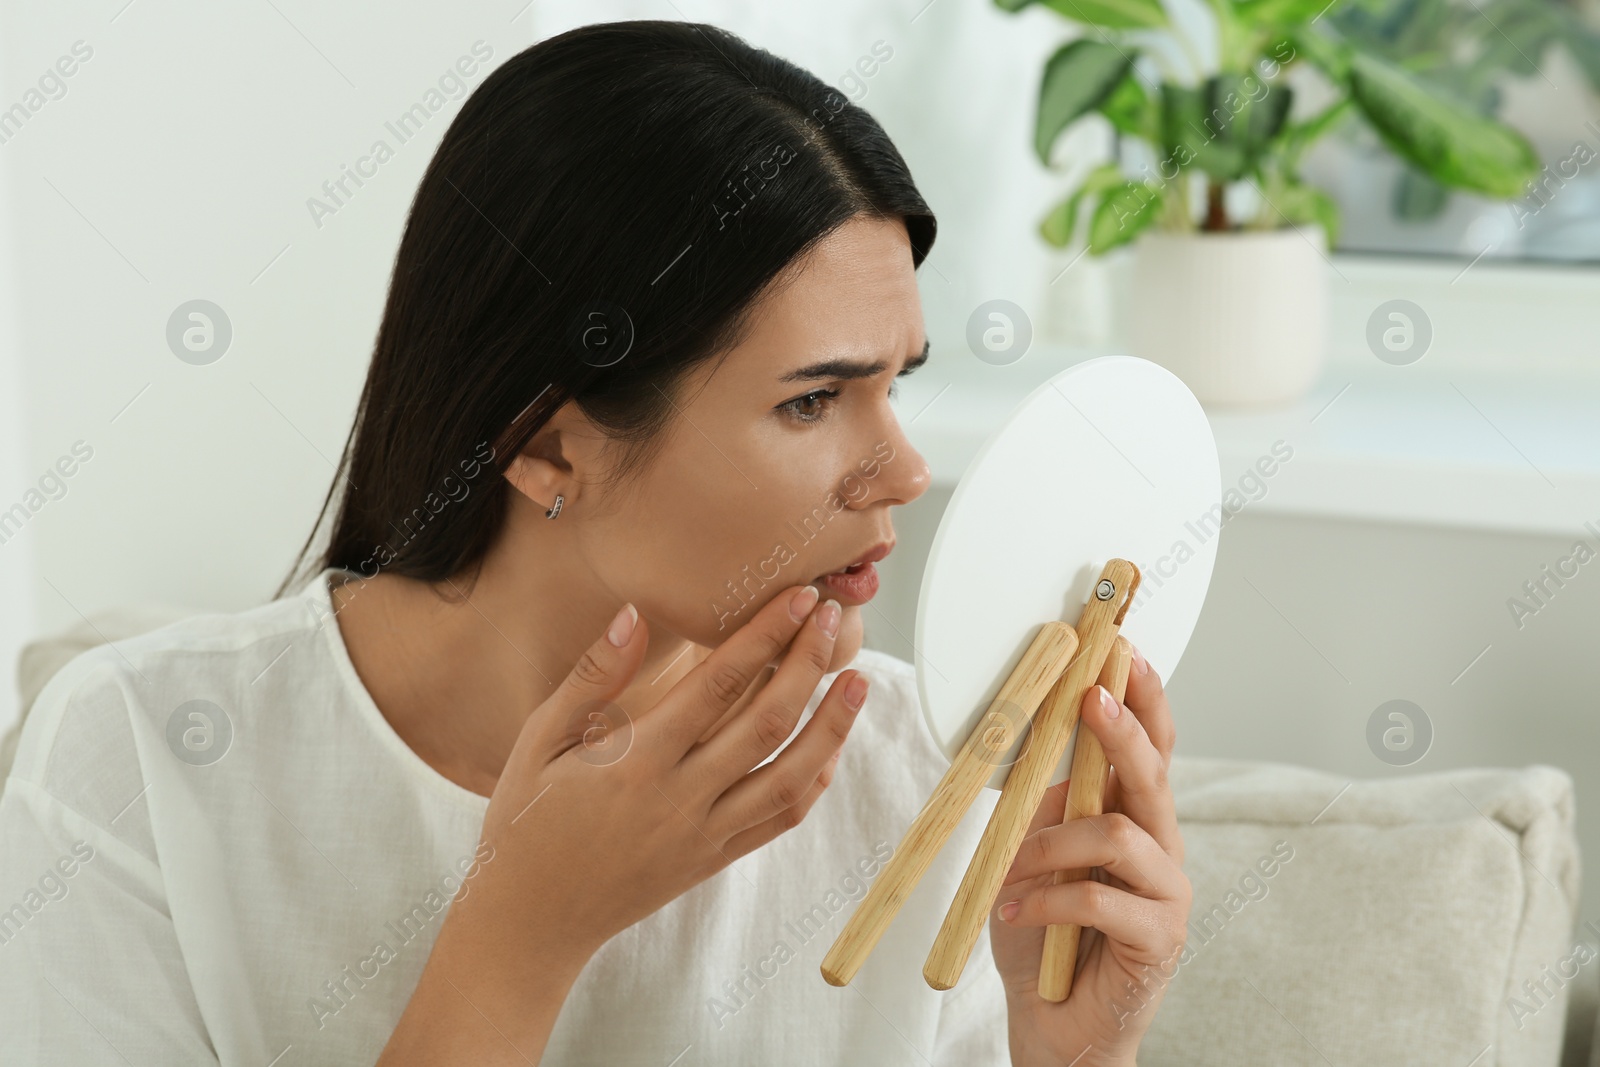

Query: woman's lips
left=816, top=560, right=879, bottom=605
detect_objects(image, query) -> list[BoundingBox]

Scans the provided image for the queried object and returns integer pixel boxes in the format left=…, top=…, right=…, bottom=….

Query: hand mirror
left=823, top=354, right=1221, bottom=994
left=913, top=353, right=1221, bottom=788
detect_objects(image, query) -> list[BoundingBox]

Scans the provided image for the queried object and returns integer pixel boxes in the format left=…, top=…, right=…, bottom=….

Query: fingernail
left=998, top=899, right=1020, bottom=922
left=816, top=598, right=841, bottom=638
left=1132, top=644, right=1149, bottom=675
left=789, top=585, right=820, bottom=621
left=844, top=673, right=869, bottom=710
left=1100, top=686, right=1120, bottom=718
left=607, top=603, right=637, bottom=647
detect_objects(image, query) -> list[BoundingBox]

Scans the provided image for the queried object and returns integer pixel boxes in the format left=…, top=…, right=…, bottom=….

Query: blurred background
left=1, top=0, right=1596, bottom=935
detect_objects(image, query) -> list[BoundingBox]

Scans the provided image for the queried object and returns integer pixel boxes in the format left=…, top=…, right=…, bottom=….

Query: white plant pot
left=1127, top=228, right=1329, bottom=408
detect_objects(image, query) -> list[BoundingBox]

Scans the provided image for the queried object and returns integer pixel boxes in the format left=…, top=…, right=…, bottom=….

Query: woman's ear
left=502, top=401, right=584, bottom=513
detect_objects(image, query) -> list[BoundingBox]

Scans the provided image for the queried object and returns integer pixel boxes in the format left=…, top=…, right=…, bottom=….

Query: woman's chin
left=827, top=606, right=865, bottom=674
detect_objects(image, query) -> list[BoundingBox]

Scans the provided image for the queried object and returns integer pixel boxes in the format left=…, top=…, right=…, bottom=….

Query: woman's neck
left=327, top=545, right=752, bottom=798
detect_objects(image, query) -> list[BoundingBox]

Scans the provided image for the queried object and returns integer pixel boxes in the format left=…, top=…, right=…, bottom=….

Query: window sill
left=897, top=344, right=1600, bottom=539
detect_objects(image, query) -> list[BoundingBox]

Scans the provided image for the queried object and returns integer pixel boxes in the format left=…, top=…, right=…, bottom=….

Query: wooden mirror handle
left=1038, top=634, right=1133, bottom=1001
left=924, top=559, right=1140, bottom=991
left=820, top=621, right=1079, bottom=987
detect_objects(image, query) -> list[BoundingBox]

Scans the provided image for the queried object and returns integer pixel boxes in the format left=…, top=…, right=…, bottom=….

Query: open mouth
left=816, top=563, right=879, bottom=604
left=814, top=544, right=891, bottom=605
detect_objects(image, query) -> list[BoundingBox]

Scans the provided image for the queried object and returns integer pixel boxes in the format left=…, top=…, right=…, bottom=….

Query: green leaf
left=1039, top=163, right=1125, bottom=247
left=1035, top=41, right=1136, bottom=163
left=994, top=0, right=1038, bottom=10
left=1202, top=0, right=1253, bottom=71
left=1392, top=166, right=1449, bottom=220
left=1088, top=181, right=1164, bottom=253
left=1279, top=98, right=1352, bottom=176
left=1220, top=72, right=1293, bottom=147
left=1161, top=83, right=1244, bottom=181
left=1480, top=7, right=1559, bottom=79
left=1234, top=0, right=1334, bottom=28
left=1552, top=9, right=1600, bottom=93
left=1041, top=0, right=1167, bottom=30
left=1159, top=76, right=1291, bottom=182
left=1345, top=48, right=1540, bottom=197
left=1097, top=69, right=1160, bottom=140
left=1271, top=181, right=1341, bottom=245
left=1284, top=29, right=1351, bottom=81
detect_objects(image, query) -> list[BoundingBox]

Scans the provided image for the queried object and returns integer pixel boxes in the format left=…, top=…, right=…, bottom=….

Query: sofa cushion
left=1142, top=757, right=1582, bottom=1067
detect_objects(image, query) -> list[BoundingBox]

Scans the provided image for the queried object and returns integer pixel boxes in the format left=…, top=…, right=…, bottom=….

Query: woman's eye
left=780, top=388, right=841, bottom=423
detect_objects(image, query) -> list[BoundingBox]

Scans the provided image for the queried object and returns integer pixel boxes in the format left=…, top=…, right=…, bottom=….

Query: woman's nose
left=855, top=426, right=931, bottom=508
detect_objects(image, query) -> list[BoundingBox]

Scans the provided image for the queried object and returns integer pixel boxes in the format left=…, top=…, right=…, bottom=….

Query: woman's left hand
left=988, top=642, right=1191, bottom=1067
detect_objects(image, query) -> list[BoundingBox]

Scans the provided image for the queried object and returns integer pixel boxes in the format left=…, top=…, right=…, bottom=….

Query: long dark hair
left=275, top=19, right=937, bottom=600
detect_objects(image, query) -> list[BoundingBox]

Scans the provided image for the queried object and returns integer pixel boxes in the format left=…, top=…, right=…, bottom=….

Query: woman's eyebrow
left=779, top=339, right=930, bottom=383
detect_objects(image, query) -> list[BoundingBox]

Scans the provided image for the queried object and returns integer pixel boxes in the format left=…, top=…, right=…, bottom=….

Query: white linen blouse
left=0, top=566, right=1011, bottom=1065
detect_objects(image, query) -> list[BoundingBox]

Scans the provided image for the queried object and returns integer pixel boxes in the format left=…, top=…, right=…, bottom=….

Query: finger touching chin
left=827, top=606, right=864, bottom=674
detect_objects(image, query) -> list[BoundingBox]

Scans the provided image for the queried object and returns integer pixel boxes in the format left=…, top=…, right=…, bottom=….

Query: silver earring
left=545, top=493, right=564, bottom=520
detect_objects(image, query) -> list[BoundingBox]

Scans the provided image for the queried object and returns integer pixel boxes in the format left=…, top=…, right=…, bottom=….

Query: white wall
left=0, top=153, right=36, bottom=734
left=0, top=0, right=1073, bottom=739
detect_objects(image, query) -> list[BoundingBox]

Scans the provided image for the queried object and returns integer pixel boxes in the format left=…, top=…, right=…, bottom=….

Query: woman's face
left=549, top=214, right=933, bottom=672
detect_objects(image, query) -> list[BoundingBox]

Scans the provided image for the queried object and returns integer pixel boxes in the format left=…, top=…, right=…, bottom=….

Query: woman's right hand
left=381, top=583, right=866, bottom=1063
left=482, top=581, right=866, bottom=954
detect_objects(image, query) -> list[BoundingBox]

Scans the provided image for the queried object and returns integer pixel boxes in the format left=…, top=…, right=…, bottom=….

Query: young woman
left=0, top=19, right=1190, bottom=1066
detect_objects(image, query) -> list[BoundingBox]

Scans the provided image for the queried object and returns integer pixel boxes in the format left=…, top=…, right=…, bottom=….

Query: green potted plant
left=1329, top=0, right=1600, bottom=225
left=999, top=0, right=1542, bottom=405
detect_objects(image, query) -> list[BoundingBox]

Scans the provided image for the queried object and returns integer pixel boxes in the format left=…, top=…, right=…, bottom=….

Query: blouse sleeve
left=0, top=658, right=218, bottom=1065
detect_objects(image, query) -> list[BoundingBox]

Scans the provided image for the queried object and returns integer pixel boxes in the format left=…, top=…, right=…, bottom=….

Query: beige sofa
left=3, top=606, right=1595, bottom=1066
